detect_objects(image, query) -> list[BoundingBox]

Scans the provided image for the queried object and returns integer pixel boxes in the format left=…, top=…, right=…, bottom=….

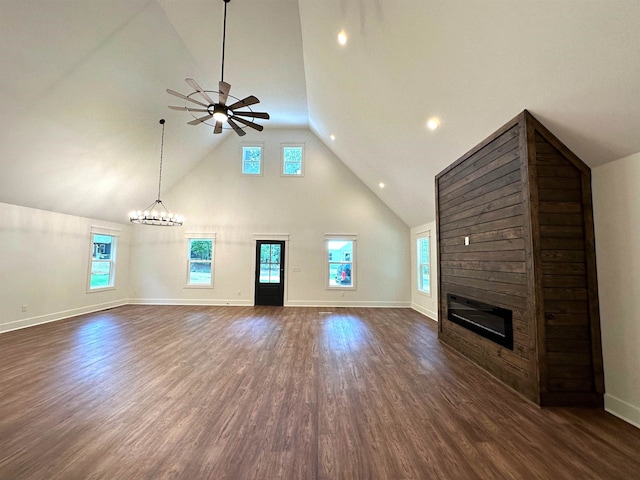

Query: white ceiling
left=1, top=0, right=639, bottom=227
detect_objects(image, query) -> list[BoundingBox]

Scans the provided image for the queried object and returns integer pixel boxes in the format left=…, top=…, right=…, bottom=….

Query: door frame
left=251, top=233, right=289, bottom=306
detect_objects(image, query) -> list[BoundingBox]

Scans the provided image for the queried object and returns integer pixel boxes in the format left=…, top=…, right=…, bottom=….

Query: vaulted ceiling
left=1, top=0, right=639, bottom=227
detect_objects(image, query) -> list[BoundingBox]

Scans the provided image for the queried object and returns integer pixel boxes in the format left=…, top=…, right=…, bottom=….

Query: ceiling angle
left=167, top=0, right=270, bottom=136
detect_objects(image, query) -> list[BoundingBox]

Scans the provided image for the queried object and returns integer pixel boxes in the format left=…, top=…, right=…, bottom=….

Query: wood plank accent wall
left=436, top=110, right=604, bottom=407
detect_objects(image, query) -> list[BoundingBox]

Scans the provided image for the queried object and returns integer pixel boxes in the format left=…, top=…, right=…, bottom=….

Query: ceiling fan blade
left=232, top=111, right=270, bottom=120
left=187, top=114, right=214, bottom=125
left=169, top=105, right=209, bottom=112
left=214, top=121, right=223, bottom=134
left=227, top=118, right=247, bottom=136
left=231, top=115, right=264, bottom=132
left=185, top=78, right=215, bottom=105
left=219, top=81, right=231, bottom=105
left=167, top=89, right=209, bottom=108
left=227, top=95, right=260, bottom=111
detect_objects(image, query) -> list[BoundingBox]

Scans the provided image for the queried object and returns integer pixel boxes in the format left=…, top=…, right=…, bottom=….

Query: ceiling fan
left=167, top=0, right=269, bottom=136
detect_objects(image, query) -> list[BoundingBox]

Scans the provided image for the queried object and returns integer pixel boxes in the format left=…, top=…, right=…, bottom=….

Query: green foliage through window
left=188, top=239, right=213, bottom=285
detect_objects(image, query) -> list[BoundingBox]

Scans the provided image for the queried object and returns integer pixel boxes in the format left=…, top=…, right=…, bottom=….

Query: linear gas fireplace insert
left=447, top=294, right=513, bottom=350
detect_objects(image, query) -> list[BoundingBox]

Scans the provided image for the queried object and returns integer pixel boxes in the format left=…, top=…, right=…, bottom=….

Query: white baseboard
left=285, top=300, right=411, bottom=308
left=605, top=393, right=640, bottom=430
left=0, top=299, right=127, bottom=334
left=127, top=298, right=254, bottom=307
left=411, top=302, right=438, bottom=321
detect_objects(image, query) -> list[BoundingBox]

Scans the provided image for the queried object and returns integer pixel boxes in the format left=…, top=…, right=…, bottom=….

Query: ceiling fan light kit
left=129, top=119, right=184, bottom=226
left=167, top=0, right=270, bottom=136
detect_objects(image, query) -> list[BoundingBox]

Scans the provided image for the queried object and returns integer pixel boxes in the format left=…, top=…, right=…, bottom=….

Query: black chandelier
left=129, top=119, right=184, bottom=226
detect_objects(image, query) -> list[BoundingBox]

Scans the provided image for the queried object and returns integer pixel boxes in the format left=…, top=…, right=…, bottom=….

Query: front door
left=254, top=241, right=285, bottom=306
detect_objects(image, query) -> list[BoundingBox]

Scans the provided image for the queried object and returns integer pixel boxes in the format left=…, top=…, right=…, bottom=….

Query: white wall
left=593, top=153, right=640, bottom=428
left=129, top=128, right=411, bottom=307
left=0, top=202, right=130, bottom=333
left=410, top=221, right=438, bottom=320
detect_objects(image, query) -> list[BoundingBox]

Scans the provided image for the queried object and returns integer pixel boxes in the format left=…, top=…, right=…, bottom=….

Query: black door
left=254, top=241, right=285, bottom=306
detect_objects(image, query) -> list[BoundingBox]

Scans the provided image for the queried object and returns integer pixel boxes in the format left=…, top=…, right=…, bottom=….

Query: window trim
left=416, top=230, right=431, bottom=297
left=184, top=233, right=216, bottom=289
left=86, top=226, right=121, bottom=293
left=281, top=143, right=305, bottom=177
left=241, top=143, right=264, bottom=176
left=324, top=234, right=357, bottom=290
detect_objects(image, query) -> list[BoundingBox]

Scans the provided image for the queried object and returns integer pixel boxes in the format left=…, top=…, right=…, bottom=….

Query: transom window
left=281, top=144, right=304, bottom=176
left=417, top=232, right=431, bottom=295
left=326, top=235, right=356, bottom=289
left=242, top=145, right=263, bottom=175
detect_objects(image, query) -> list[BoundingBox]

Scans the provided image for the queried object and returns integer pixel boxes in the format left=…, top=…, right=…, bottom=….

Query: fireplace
left=447, top=294, right=513, bottom=350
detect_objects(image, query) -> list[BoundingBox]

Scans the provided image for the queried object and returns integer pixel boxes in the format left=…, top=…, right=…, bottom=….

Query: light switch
left=464, top=236, right=470, bottom=246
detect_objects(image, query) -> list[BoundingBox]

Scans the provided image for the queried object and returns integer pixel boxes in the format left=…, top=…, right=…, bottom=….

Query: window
left=186, top=235, right=215, bottom=287
left=87, top=227, right=119, bottom=291
left=281, top=144, right=304, bottom=176
left=242, top=145, right=263, bottom=175
left=325, top=235, right=356, bottom=289
left=417, top=233, right=431, bottom=295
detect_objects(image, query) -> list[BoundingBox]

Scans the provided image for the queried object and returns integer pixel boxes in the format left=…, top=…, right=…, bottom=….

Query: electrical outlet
left=21, top=305, right=28, bottom=312
left=237, top=290, right=242, bottom=296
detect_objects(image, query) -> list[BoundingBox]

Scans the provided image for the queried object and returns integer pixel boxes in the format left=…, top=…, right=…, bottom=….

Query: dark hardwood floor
left=1, top=305, right=639, bottom=479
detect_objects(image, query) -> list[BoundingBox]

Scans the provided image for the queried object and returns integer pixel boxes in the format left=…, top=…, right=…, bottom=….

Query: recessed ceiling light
left=427, top=118, right=440, bottom=130
left=379, top=182, right=385, bottom=189
left=330, top=134, right=336, bottom=141
left=338, top=30, right=348, bottom=46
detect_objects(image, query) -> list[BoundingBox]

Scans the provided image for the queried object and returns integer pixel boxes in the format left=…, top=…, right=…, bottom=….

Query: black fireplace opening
left=447, top=294, right=513, bottom=350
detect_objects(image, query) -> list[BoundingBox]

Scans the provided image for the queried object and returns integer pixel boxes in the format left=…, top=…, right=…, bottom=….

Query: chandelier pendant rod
left=157, top=119, right=165, bottom=201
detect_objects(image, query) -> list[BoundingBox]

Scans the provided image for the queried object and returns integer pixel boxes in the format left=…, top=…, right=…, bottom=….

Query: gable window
left=186, top=234, right=215, bottom=287
left=242, top=145, right=263, bottom=175
left=417, top=232, right=431, bottom=295
left=325, top=235, right=356, bottom=289
left=87, top=227, right=119, bottom=291
left=281, top=144, right=304, bottom=176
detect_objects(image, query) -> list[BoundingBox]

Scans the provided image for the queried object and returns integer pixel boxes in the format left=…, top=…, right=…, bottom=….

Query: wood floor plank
left=1, top=305, right=640, bottom=479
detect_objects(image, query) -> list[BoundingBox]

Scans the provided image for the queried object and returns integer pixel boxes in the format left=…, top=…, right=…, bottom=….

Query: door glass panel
left=259, top=243, right=281, bottom=284
left=270, top=245, right=281, bottom=263
left=269, top=265, right=280, bottom=282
